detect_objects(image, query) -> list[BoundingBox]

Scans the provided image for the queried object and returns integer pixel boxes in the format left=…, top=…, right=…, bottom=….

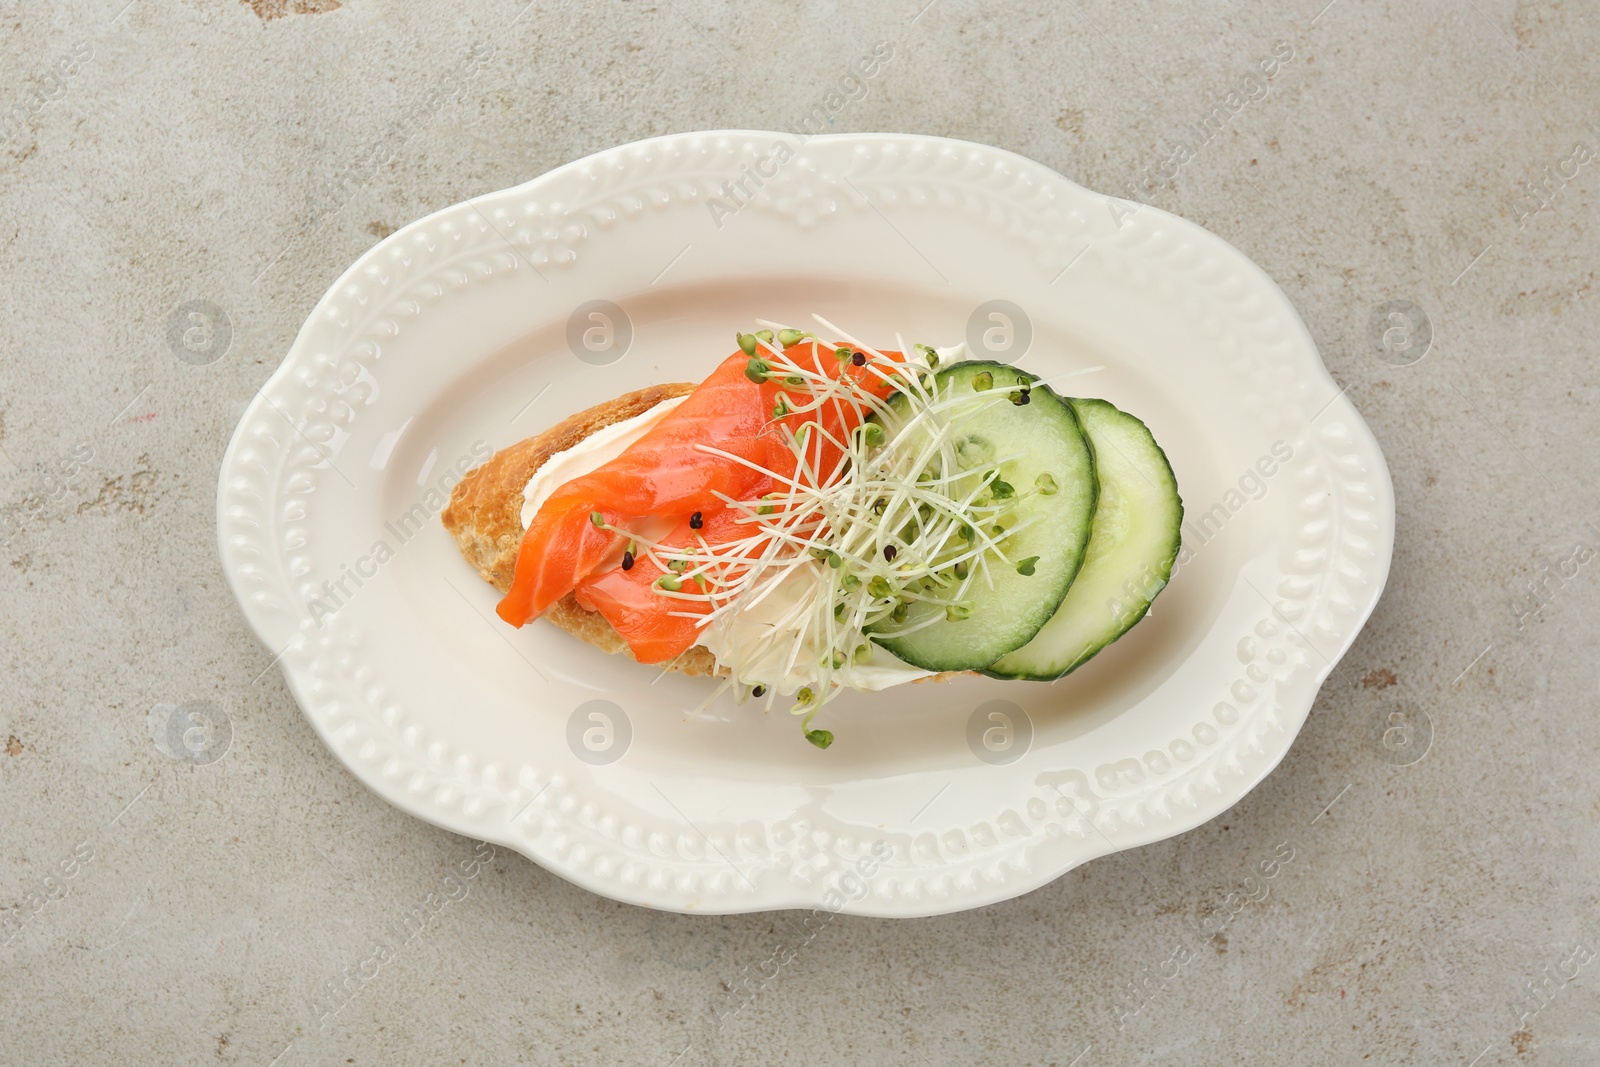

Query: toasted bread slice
left=440, top=383, right=720, bottom=677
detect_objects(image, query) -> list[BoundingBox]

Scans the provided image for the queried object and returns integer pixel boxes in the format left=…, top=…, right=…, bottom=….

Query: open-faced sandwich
left=442, top=318, right=1182, bottom=748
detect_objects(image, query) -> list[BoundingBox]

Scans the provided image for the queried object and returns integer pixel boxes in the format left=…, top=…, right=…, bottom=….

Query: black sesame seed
left=850, top=351, right=866, bottom=366
left=883, top=544, right=898, bottom=561
left=689, top=511, right=703, bottom=530
left=752, top=685, right=766, bottom=697
left=621, top=551, right=635, bottom=571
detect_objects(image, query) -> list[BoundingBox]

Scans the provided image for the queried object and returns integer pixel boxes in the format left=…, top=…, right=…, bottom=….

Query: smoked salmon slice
left=572, top=506, right=749, bottom=664
left=496, top=340, right=901, bottom=663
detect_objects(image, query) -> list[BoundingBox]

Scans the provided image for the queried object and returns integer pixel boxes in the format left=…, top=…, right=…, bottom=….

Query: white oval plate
left=218, top=131, right=1393, bottom=916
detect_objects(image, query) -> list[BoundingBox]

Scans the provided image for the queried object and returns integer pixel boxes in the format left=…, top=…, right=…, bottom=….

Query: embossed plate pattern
left=218, top=132, right=1393, bottom=916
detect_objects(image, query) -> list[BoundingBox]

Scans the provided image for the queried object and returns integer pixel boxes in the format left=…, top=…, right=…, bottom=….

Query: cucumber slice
left=869, top=362, right=1098, bottom=672
left=985, top=398, right=1182, bottom=680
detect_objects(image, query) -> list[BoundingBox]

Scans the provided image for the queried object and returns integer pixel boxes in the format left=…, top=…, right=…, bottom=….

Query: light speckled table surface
left=3, top=1, right=1597, bottom=1064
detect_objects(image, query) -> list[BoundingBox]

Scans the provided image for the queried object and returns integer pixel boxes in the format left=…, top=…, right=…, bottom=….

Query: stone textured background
left=2, top=0, right=1597, bottom=1064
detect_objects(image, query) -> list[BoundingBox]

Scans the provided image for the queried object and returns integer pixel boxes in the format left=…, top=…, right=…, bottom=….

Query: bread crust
left=441, top=383, right=720, bottom=676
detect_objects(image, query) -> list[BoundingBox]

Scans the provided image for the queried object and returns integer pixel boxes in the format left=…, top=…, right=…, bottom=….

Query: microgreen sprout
left=595, top=318, right=1043, bottom=739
